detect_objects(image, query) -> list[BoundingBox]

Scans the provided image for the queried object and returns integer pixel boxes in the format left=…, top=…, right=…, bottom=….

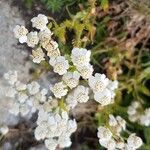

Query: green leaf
left=137, top=85, right=150, bottom=96
left=100, top=0, right=109, bottom=11
left=138, top=68, right=150, bottom=82
left=24, top=0, right=33, bottom=9
left=144, top=128, right=150, bottom=144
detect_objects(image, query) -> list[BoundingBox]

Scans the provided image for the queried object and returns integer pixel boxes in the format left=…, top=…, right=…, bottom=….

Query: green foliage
left=24, top=0, right=33, bottom=9
left=41, top=0, right=74, bottom=13
left=100, top=0, right=109, bottom=11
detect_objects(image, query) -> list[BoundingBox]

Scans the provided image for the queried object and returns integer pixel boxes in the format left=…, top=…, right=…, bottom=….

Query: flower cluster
left=13, top=14, right=118, bottom=108
left=4, top=71, right=34, bottom=116
left=8, top=14, right=120, bottom=149
left=35, top=110, right=77, bottom=150
left=97, top=114, right=143, bottom=150
left=127, top=101, right=150, bottom=126
left=4, top=71, right=77, bottom=149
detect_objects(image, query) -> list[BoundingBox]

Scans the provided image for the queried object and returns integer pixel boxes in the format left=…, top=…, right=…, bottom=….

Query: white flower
left=13, top=25, right=28, bottom=43
left=50, top=82, right=68, bottom=98
left=27, top=81, right=40, bottom=95
left=44, top=138, right=58, bottom=150
left=49, top=56, right=69, bottom=75
left=71, top=47, right=91, bottom=67
left=37, top=110, right=49, bottom=125
left=31, top=47, right=45, bottom=63
left=127, top=134, right=143, bottom=149
left=4, top=71, right=18, bottom=85
left=67, top=119, right=77, bottom=134
left=131, top=101, right=140, bottom=109
left=27, top=31, right=39, bottom=47
left=140, top=108, right=150, bottom=126
left=97, top=126, right=112, bottom=140
left=17, top=93, right=28, bottom=103
left=58, top=136, right=72, bottom=148
left=107, top=80, right=118, bottom=91
left=89, top=73, right=109, bottom=93
left=77, top=64, right=93, bottom=79
left=43, top=97, right=58, bottom=112
left=38, top=28, right=52, bottom=42
left=42, top=40, right=58, bottom=50
left=19, top=104, right=30, bottom=116
left=109, top=114, right=117, bottom=126
left=62, top=71, right=80, bottom=89
left=34, top=122, right=48, bottom=140
left=116, top=116, right=126, bottom=130
left=31, top=14, right=48, bottom=31
left=99, top=139, right=116, bottom=150
left=94, top=88, right=112, bottom=106
left=73, top=85, right=89, bottom=103
left=5, top=87, right=17, bottom=98
left=129, top=114, right=140, bottom=123
left=47, top=48, right=60, bottom=58
left=0, top=125, right=9, bottom=135
left=66, top=92, right=78, bottom=109
left=61, top=111, right=69, bottom=120
left=39, top=89, right=48, bottom=103
left=9, top=102, right=20, bottom=115
left=127, top=106, right=137, bottom=115
left=15, top=81, right=27, bottom=91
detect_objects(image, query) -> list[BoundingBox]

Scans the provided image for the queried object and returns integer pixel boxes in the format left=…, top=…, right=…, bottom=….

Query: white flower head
left=127, top=106, right=137, bottom=115
left=116, top=116, right=126, bottom=130
left=127, top=134, right=143, bottom=149
left=107, top=80, right=119, bottom=91
left=97, top=126, right=112, bottom=140
left=31, top=47, right=45, bottom=63
left=13, top=25, right=28, bottom=43
left=94, top=88, right=112, bottom=106
left=31, top=14, right=48, bottom=31
left=71, top=47, right=91, bottom=67
left=77, top=64, right=93, bottom=79
left=4, top=71, right=18, bottom=85
left=47, top=48, right=60, bottom=58
left=5, top=87, right=17, bottom=98
left=131, top=101, right=141, bottom=109
left=38, top=28, right=52, bottom=42
left=43, top=40, right=58, bottom=50
left=89, top=73, right=109, bottom=93
left=109, top=114, right=118, bottom=126
left=15, top=81, right=27, bottom=91
left=99, top=139, right=116, bottom=150
left=140, top=108, right=150, bottom=126
left=0, top=125, right=9, bottom=135
left=50, top=82, right=68, bottom=98
left=34, top=122, right=48, bottom=140
left=66, top=92, right=78, bottom=109
left=129, top=114, right=140, bottom=123
left=17, top=93, right=28, bottom=103
left=27, top=81, right=40, bottom=95
left=9, top=102, right=20, bottom=115
left=19, top=104, right=30, bottom=116
left=49, top=56, right=69, bottom=75
left=67, top=119, right=77, bottom=134
left=27, top=31, right=39, bottom=47
left=62, top=71, right=80, bottom=89
left=73, top=85, right=89, bottom=103
left=58, top=136, right=72, bottom=148
left=45, top=138, right=58, bottom=150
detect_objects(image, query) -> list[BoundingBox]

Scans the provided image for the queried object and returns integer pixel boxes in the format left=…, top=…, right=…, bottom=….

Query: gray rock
left=0, top=0, right=32, bottom=126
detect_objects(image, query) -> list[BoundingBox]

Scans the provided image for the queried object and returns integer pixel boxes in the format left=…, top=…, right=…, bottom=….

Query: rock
left=0, top=0, right=32, bottom=126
